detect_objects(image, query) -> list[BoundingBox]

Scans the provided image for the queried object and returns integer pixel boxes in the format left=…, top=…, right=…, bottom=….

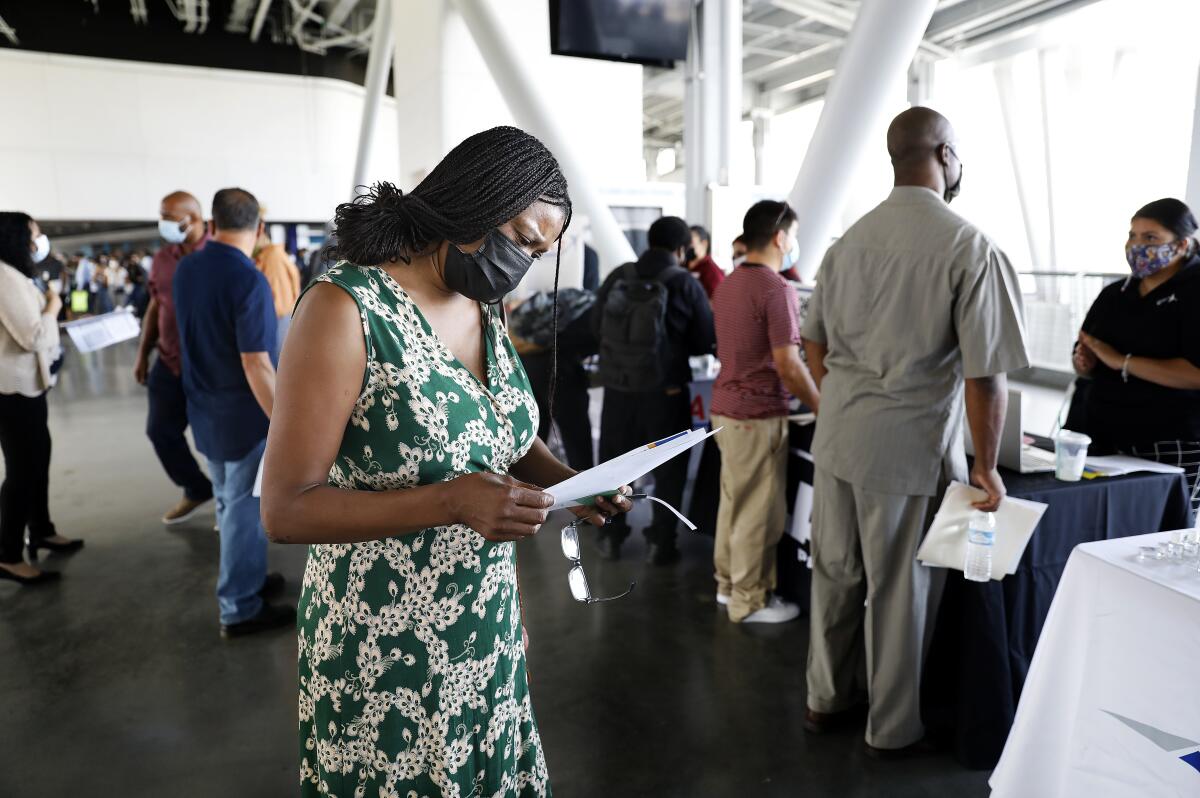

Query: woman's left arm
left=509, top=438, right=630, bottom=526
left=1078, top=331, right=1200, bottom=390
left=509, top=436, right=574, bottom=488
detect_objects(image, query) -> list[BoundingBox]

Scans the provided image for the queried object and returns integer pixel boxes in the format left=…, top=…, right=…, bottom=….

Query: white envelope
left=916, top=481, right=1048, bottom=580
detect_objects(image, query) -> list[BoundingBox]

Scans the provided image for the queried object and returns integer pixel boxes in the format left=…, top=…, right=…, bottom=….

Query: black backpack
left=597, top=262, right=688, bottom=392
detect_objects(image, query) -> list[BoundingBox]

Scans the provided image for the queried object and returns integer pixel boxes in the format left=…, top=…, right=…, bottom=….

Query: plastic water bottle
left=963, top=510, right=996, bottom=582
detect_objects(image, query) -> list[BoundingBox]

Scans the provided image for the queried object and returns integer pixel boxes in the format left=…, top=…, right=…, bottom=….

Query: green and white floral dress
left=297, top=263, right=550, bottom=798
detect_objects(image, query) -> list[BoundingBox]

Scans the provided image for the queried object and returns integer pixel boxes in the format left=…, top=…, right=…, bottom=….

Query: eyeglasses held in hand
left=560, top=493, right=696, bottom=605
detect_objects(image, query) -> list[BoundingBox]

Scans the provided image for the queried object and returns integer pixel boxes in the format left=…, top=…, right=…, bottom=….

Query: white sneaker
left=739, top=596, right=801, bottom=624
left=716, top=592, right=730, bottom=607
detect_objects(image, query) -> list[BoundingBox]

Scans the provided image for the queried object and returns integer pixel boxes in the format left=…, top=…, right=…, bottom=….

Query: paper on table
left=917, top=481, right=1048, bottom=580
left=545, top=427, right=720, bottom=510
left=61, top=309, right=140, bottom=352
left=1083, top=454, right=1184, bottom=477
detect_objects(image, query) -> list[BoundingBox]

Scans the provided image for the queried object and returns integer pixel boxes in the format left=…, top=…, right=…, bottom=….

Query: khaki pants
left=712, top=414, right=789, bottom=622
left=805, top=466, right=946, bottom=749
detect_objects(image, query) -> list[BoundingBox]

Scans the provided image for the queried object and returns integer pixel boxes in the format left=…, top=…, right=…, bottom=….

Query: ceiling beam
left=772, top=0, right=954, bottom=59
left=743, top=39, right=840, bottom=80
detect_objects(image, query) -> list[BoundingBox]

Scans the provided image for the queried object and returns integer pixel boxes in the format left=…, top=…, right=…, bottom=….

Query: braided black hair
left=333, top=126, right=571, bottom=264
left=333, top=125, right=574, bottom=450
left=0, top=211, right=36, bottom=277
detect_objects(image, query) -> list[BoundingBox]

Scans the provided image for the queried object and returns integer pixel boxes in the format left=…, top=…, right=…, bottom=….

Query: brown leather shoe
left=162, top=495, right=212, bottom=525
left=803, top=704, right=868, bottom=734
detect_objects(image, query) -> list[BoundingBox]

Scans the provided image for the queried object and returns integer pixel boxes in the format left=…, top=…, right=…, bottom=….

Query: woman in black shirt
left=1075, top=198, right=1200, bottom=512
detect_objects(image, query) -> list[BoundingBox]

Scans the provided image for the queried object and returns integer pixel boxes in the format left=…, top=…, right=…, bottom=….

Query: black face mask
left=944, top=160, right=963, bottom=204
left=442, top=229, right=534, bottom=303
left=684, top=247, right=697, bottom=264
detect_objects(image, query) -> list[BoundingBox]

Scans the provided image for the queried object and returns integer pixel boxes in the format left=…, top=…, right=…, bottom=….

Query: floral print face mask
left=1125, top=241, right=1179, bottom=278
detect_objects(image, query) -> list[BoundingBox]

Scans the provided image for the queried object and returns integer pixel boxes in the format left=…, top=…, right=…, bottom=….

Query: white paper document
left=545, top=427, right=720, bottom=511
left=917, top=481, right=1048, bottom=580
left=62, top=310, right=141, bottom=352
left=1083, top=454, right=1184, bottom=477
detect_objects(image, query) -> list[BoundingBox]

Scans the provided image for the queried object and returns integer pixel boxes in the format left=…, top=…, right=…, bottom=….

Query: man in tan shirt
left=253, top=229, right=302, bottom=345
left=801, top=108, right=1028, bottom=756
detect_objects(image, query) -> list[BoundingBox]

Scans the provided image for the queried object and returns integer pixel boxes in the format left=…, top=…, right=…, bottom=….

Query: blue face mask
left=159, top=218, right=189, bottom=245
left=781, top=236, right=800, bottom=271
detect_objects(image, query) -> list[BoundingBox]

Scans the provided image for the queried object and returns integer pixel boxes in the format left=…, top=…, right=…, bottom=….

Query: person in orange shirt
left=253, top=228, right=301, bottom=346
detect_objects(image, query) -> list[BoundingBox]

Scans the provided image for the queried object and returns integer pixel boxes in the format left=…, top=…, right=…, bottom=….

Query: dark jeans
left=521, top=351, right=595, bottom=471
left=146, top=358, right=212, bottom=502
left=599, top=387, right=692, bottom=546
left=0, top=392, right=55, bottom=563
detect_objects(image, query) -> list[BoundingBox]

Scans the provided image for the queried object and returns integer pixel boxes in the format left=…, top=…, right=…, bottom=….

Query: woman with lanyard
left=261, top=127, right=633, bottom=797
left=0, top=212, right=83, bottom=585
left=1075, top=198, right=1200, bottom=513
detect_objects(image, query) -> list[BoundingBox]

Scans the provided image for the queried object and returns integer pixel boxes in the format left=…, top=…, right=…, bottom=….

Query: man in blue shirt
left=174, top=188, right=293, bottom=637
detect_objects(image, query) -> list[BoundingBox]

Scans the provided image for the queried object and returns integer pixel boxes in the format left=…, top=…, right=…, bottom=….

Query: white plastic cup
left=1053, top=430, right=1092, bottom=482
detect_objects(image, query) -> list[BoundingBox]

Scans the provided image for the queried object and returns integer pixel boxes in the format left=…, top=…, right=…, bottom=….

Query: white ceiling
left=642, top=0, right=1101, bottom=150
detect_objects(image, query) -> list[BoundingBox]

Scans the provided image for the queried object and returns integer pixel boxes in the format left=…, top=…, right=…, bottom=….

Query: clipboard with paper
left=545, top=427, right=720, bottom=511
left=916, top=481, right=1048, bottom=580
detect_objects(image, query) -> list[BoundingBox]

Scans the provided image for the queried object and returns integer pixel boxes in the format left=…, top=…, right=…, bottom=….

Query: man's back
left=711, top=263, right=800, bottom=420
left=594, top=248, right=715, bottom=390
left=803, top=187, right=1027, bottom=495
left=173, top=240, right=276, bottom=462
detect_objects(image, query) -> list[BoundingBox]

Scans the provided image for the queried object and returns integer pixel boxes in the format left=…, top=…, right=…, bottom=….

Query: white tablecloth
left=990, top=531, right=1200, bottom=797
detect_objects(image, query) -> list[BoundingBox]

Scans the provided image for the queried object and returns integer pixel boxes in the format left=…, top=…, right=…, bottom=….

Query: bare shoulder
left=283, top=281, right=366, bottom=368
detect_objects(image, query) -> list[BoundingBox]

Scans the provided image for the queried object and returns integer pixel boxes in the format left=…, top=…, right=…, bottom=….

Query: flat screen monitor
left=550, top=0, right=691, bottom=68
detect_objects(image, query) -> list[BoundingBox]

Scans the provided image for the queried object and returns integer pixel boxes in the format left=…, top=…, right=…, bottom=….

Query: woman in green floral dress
left=261, top=127, right=630, bottom=798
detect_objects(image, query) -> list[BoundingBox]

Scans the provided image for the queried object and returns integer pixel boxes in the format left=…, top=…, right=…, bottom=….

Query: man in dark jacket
left=592, top=216, right=716, bottom=564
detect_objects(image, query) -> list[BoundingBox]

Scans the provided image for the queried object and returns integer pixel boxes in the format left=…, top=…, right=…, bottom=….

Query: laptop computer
left=965, top=389, right=1056, bottom=474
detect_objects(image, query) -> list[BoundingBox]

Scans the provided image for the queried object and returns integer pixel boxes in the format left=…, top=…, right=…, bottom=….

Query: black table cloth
left=921, top=466, right=1195, bottom=770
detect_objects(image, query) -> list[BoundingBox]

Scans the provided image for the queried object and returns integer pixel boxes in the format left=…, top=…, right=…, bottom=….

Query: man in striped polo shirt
left=710, top=200, right=820, bottom=624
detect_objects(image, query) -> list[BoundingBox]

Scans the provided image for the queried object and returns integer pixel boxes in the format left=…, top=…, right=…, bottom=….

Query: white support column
left=907, top=57, right=934, bottom=106
left=1187, top=62, right=1200, bottom=213
left=718, top=0, right=742, bottom=186
left=350, top=0, right=395, bottom=200
left=701, top=0, right=722, bottom=192
left=451, top=0, right=636, bottom=268
left=752, top=108, right=772, bottom=186
left=786, top=0, right=938, bottom=282
left=684, top=6, right=706, bottom=223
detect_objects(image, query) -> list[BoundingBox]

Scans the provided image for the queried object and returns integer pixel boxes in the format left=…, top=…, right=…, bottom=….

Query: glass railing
left=1016, top=270, right=1126, bottom=372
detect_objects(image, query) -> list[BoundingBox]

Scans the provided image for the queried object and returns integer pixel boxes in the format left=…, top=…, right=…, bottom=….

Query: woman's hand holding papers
left=570, top=485, right=634, bottom=528
left=443, top=473, right=555, bottom=543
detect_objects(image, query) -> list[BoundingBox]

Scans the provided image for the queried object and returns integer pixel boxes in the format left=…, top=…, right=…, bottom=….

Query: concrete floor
left=0, top=342, right=992, bottom=797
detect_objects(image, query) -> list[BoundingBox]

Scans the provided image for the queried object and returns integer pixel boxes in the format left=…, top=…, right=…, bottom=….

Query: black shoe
left=220, top=602, right=296, bottom=639
left=258, top=572, right=285, bottom=599
left=27, top=537, right=84, bottom=561
left=0, top=566, right=61, bottom=586
left=646, top=542, right=681, bottom=566
left=596, top=533, right=622, bottom=561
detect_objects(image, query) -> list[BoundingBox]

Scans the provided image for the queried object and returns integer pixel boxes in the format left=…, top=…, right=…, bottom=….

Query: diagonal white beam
left=0, top=13, right=18, bottom=45
left=451, top=0, right=636, bottom=268
left=249, top=0, right=273, bottom=41
left=325, top=0, right=363, bottom=30
left=786, top=0, right=939, bottom=281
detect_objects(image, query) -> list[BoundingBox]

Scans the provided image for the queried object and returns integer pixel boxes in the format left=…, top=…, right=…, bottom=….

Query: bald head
left=160, top=191, right=205, bottom=246
left=886, top=107, right=961, bottom=200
